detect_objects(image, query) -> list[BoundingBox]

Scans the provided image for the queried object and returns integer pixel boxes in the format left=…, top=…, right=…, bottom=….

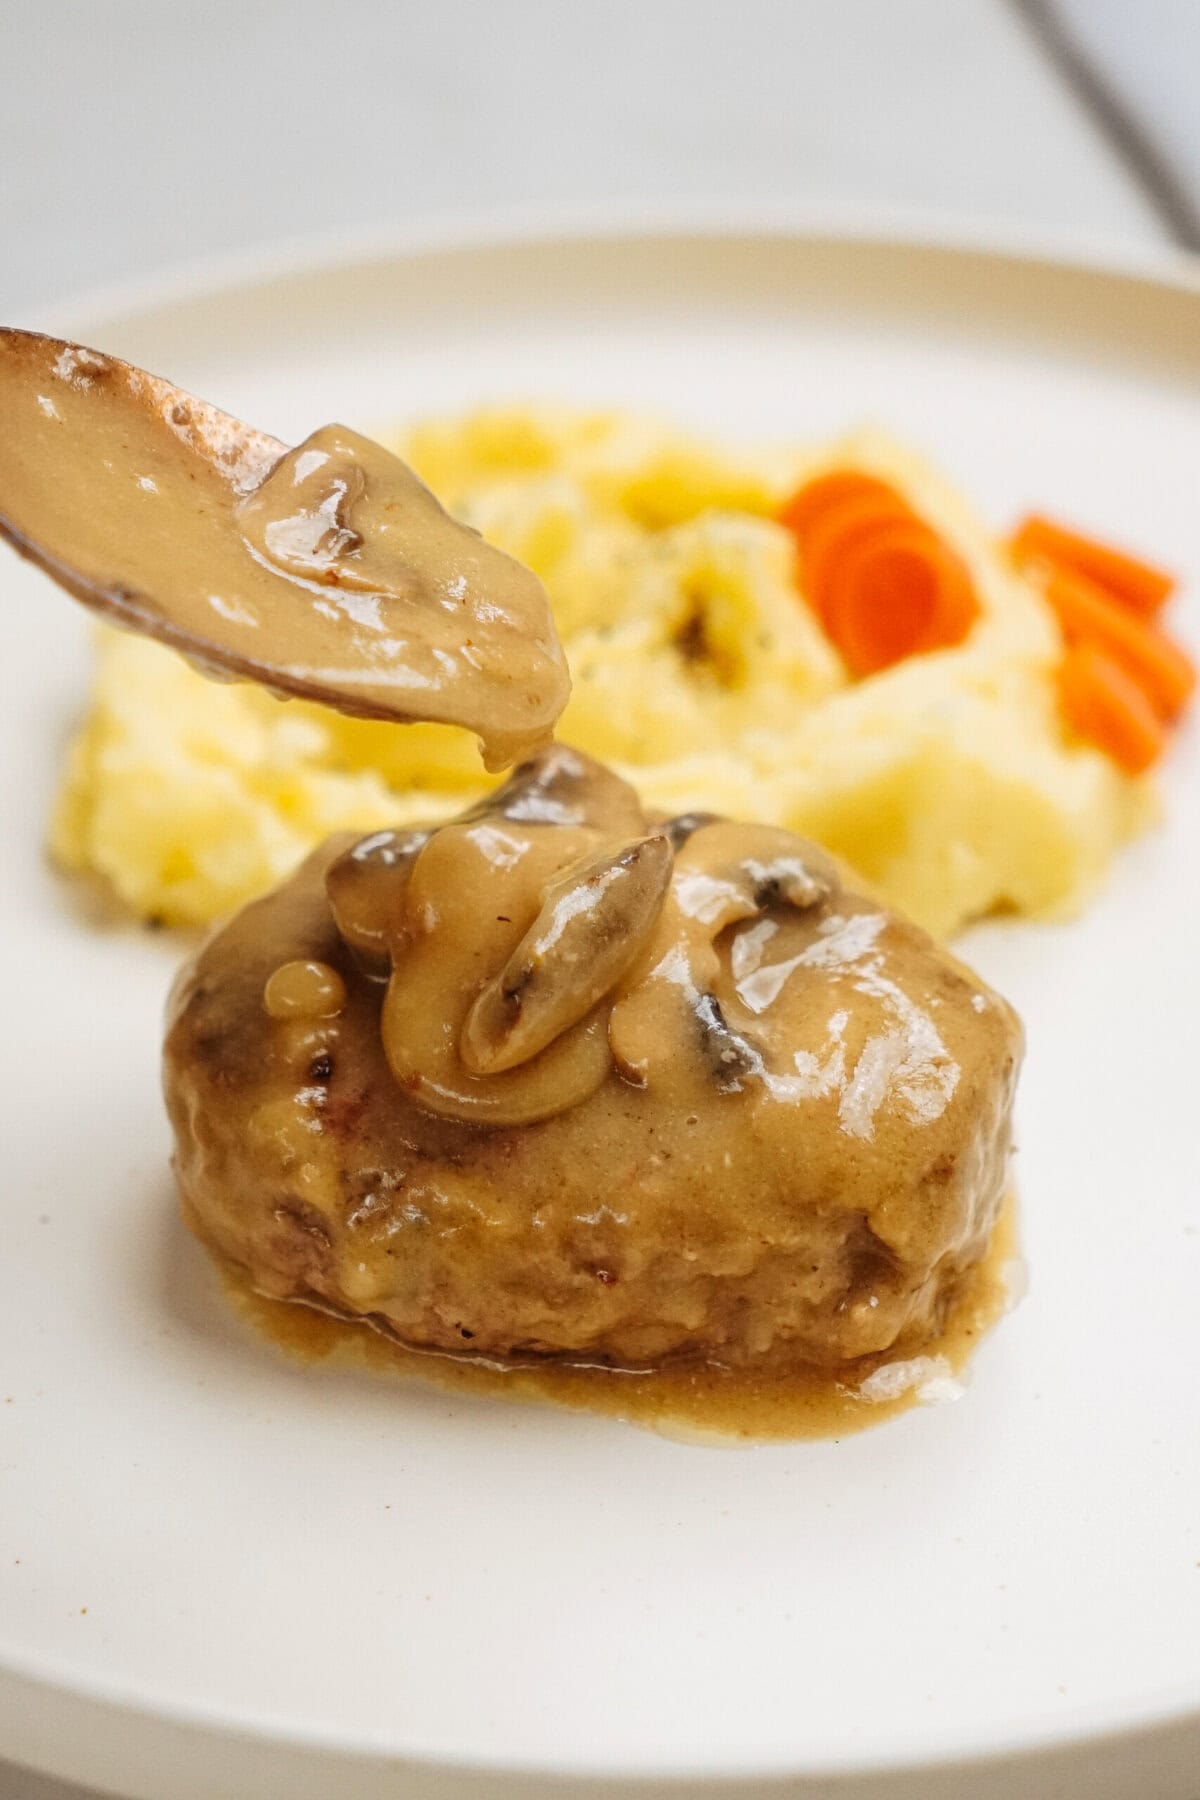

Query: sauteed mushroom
left=325, top=827, right=432, bottom=971
left=460, top=833, right=673, bottom=1076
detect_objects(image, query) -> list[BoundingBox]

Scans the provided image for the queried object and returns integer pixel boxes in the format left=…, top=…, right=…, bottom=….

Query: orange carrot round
left=777, top=469, right=981, bottom=674
left=1011, top=514, right=1175, bottom=617
left=801, top=491, right=915, bottom=625
left=1059, top=641, right=1166, bottom=775
left=820, top=519, right=980, bottom=676
left=1042, top=564, right=1196, bottom=722
left=777, top=471, right=898, bottom=540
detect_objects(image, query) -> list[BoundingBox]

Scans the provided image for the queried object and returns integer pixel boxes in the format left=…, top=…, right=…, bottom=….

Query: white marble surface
left=0, top=2, right=1177, bottom=1796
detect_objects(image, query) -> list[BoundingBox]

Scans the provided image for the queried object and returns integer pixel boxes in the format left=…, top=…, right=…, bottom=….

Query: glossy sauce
left=0, top=330, right=569, bottom=767
left=0, top=328, right=1028, bottom=1442
left=215, top=1199, right=1020, bottom=1444
left=262, top=959, right=346, bottom=1021
left=167, top=747, right=1023, bottom=1405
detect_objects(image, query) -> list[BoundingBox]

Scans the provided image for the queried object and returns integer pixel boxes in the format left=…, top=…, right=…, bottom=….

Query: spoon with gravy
left=0, top=328, right=569, bottom=770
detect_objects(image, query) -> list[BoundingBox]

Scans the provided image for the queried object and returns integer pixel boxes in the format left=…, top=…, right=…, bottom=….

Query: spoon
left=0, top=327, right=569, bottom=769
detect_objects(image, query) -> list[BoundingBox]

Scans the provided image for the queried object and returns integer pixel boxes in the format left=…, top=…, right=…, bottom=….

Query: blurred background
left=3, top=3, right=1199, bottom=1797
left=4, top=0, right=1200, bottom=323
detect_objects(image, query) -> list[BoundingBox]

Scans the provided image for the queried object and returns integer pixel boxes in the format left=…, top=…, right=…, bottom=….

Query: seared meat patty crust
left=164, top=750, right=1021, bottom=1374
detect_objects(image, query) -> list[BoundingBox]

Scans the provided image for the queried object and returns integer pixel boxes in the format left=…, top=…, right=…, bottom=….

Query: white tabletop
left=0, top=1, right=1180, bottom=1795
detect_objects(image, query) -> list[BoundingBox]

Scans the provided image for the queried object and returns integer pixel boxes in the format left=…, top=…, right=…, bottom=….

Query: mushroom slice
left=461, top=833, right=674, bottom=1076
left=608, top=822, right=839, bottom=1098
left=0, top=328, right=569, bottom=769
left=692, top=991, right=764, bottom=1093
left=677, top=821, right=839, bottom=918
left=658, top=810, right=721, bottom=850
left=608, top=937, right=766, bottom=1101
left=462, top=742, right=646, bottom=834
left=379, top=819, right=619, bottom=1126
left=739, top=838, right=838, bottom=910
left=384, top=989, right=614, bottom=1128
left=326, top=827, right=432, bottom=968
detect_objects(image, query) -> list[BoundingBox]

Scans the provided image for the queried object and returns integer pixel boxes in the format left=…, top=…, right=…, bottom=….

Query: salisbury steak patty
left=164, top=748, right=1021, bottom=1373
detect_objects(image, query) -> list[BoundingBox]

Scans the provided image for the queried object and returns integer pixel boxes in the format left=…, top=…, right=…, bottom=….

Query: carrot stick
left=1041, top=564, right=1196, bottom=722
left=1012, top=514, right=1175, bottom=618
left=1059, top=642, right=1166, bottom=775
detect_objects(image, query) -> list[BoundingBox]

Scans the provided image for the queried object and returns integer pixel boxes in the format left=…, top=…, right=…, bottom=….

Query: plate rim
left=4, top=209, right=1200, bottom=1795
left=24, top=196, right=1200, bottom=342
left=7, top=1621, right=1200, bottom=1791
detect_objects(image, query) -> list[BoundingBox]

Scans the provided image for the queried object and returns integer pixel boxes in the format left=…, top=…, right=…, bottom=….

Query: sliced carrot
left=1041, top=564, right=1196, bottom=722
left=777, top=470, right=981, bottom=673
left=820, top=519, right=980, bottom=676
left=1011, top=514, right=1175, bottom=618
left=801, top=491, right=915, bottom=625
left=777, top=471, right=899, bottom=540
left=1059, top=642, right=1166, bottom=775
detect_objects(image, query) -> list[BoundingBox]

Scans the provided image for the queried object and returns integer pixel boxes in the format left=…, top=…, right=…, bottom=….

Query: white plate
left=2, top=221, right=1199, bottom=1800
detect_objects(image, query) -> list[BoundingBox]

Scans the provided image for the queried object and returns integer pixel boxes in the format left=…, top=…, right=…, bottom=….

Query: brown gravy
left=0, top=327, right=1027, bottom=1441
left=215, top=1199, right=1018, bottom=1443
left=0, top=331, right=569, bottom=768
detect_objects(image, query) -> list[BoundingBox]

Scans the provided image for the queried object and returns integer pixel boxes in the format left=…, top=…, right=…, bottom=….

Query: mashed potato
left=51, top=406, right=1150, bottom=937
